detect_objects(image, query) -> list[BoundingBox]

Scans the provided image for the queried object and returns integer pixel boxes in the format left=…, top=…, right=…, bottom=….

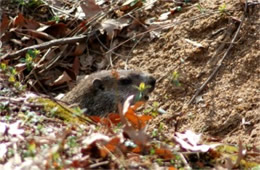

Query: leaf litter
left=0, top=0, right=260, bottom=169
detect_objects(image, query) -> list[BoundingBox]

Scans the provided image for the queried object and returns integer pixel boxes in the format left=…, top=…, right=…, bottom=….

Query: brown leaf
left=44, top=23, right=68, bottom=38
left=15, top=63, right=27, bottom=73
left=24, top=18, right=40, bottom=30
left=72, top=56, right=80, bottom=76
left=73, top=42, right=87, bottom=56
left=100, top=19, right=130, bottom=39
left=24, top=29, right=55, bottom=40
left=50, top=71, right=72, bottom=86
left=120, top=0, right=143, bottom=11
left=80, top=0, right=102, bottom=20
left=13, top=13, right=25, bottom=27
left=0, top=14, right=10, bottom=36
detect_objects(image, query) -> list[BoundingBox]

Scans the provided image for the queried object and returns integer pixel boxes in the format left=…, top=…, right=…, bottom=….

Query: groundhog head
left=63, top=70, right=156, bottom=116
left=91, top=70, right=156, bottom=100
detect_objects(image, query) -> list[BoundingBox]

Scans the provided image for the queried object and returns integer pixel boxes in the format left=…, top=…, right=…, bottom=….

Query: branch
left=1, top=35, right=87, bottom=60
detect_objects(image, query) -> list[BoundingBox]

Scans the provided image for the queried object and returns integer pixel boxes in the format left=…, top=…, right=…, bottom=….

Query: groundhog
left=62, top=70, right=156, bottom=116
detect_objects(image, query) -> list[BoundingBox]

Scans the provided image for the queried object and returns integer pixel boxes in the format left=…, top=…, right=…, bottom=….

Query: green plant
left=218, top=3, right=227, bottom=14
left=134, top=82, right=152, bottom=101
left=0, top=101, right=10, bottom=112
left=20, top=49, right=40, bottom=71
left=23, top=142, right=36, bottom=157
left=170, top=71, right=181, bottom=87
left=15, top=0, right=43, bottom=8
left=49, top=107, right=59, bottom=117
left=130, top=0, right=146, bottom=7
left=72, top=107, right=87, bottom=116
left=51, top=16, right=60, bottom=23
left=197, top=3, right=206, bottom=13
left=0, top=63, right=26, bottom=92
left=144, top=101, right=159, bottom=116
left=67, top=136, right=77, bottom=148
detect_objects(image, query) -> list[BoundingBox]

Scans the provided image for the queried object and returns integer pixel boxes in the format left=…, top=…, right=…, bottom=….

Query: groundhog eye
left=119, top=78, right=132, bottom=85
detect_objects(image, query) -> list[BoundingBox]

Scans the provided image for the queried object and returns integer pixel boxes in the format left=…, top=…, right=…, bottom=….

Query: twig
left=105, top=11, right=217, bottom=54
left=179, top=153, right=192, bottom=170
left=1, top=35, right=87, bottom=60
left=38, top=44, right=69, bottom=73
left=89, top=161, right=109, bottom=168
left=187, top=1, right=248, bottom=105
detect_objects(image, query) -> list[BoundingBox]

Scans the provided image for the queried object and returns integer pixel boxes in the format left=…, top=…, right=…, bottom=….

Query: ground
left=116, top=0, right=260, bottom=150
left=0, top=0, right=259, bottom=169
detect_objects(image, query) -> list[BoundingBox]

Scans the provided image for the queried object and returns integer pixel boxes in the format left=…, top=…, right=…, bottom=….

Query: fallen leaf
left=72, top=56, right=80, bottom=76
left=44, top=23, right=67, bottom=38
left=13, top=13, right=25, bottom=27
left=50, top=71, right=72, bottom=86
left=100, top=18, right=130, bottom=39
left=144, top=0, right=157, bottom=10
left=155, top=148, right=174, bottom=159
left=79, top=0, right=102, bottom=20
left=0, top=13, right=10, bottom=35
left=73, top=42, right=87, bottom=56
left=82, top=133, right=110, bottom=146
left=174, top=130, right=218, bottom=152
left=100, top=137, right=120, bottom=157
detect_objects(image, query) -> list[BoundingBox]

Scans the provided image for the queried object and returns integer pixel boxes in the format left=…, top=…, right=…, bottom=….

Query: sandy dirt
left=115, top=0, right=260, bottom=147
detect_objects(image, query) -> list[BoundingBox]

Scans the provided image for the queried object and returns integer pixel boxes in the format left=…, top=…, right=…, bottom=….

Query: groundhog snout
left=147, top=76, right=156, bottom=92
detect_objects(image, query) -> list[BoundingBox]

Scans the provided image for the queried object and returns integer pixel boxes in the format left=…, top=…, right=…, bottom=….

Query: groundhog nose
left=148, top=76, right=156, bottom=89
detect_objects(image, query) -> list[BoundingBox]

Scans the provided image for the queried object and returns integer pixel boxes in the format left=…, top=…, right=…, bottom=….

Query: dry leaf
left=0, top=14, right=10, bottom=35
left=100, top=19, right=130, bottom=39
left=80, top=0, right=102, bottom=20
left=50, top=71, right=72, bottom=86
left=72, top=56, right=80, bottom=76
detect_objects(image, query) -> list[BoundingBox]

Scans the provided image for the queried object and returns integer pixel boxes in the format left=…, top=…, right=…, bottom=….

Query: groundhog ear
left=93, top=79, right=104, bottom=90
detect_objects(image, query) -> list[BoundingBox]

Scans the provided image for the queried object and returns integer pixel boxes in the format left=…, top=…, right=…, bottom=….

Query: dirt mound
left=116, top=0, right=260, bottom=146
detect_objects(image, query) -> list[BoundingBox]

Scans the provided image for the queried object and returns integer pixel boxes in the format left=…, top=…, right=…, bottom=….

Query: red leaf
left=131, top=101, right=145, bottom=111
left=13, top=13, right=25, bottom=27
left=107, top=113, right=121, bottom=124
left=24, top=18, right=40, bottom=30
left=155, top=148, right=174, bottom=159
left=132, top=146, right=142, bottom=153
left=89, top=116, right=101, bottom=123
left=72, top=56, right=80, bottom=76
left=100, top=137, right=120, bottom=158
left=125, top=109, right=151, bottom=129
left=168, top=166, right=177, bottom=170
left=0, top=14, right=9, bottom=35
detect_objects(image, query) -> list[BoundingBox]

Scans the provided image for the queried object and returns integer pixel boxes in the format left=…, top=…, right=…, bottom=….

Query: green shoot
left=171, top=71, right=181, bottom=87
left=219, top=3, right=227, bottom=14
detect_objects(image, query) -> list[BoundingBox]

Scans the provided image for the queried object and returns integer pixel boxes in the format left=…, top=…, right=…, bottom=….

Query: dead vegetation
left=0, top=0, right=260, bottom=169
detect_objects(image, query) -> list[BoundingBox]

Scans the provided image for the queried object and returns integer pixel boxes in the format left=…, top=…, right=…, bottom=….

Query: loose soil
left=116, top=0, right=260, bottom=147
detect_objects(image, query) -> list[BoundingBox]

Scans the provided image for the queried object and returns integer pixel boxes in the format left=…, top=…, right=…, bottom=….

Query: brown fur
left=62, top=70, right=156, bottom=116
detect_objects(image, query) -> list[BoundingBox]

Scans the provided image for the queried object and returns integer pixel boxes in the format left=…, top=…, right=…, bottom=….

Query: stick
left=187, top=2, right=248, bottom=105
left=1, top=35, right=87, bottom=60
